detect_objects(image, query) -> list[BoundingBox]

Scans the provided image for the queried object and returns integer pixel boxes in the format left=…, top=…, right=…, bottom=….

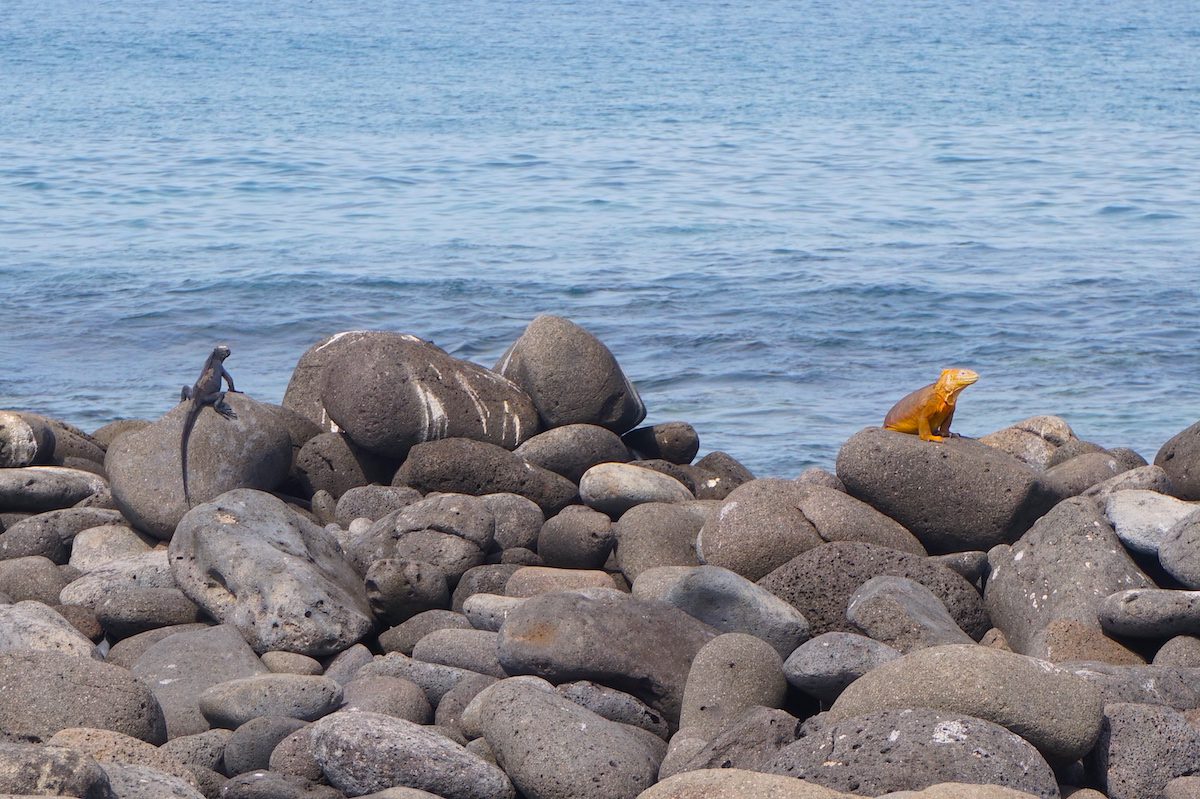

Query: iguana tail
left=180, top=403, right=200, bottom=508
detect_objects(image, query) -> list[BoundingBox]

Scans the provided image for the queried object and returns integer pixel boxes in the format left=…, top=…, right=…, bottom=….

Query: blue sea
left=1, top=1, right=1198, bottom=476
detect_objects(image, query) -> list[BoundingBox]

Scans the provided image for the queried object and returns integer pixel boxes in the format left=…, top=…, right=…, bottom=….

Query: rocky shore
left=2, top=313, right=1200, bottom=799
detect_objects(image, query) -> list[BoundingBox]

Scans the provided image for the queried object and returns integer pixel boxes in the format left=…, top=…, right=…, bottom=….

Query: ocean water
left=1, top=0, right=1198, bottom=476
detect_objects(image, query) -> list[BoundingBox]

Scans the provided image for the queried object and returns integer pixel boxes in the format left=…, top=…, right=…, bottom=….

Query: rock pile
left=2, top=314, right=1200, bottom=799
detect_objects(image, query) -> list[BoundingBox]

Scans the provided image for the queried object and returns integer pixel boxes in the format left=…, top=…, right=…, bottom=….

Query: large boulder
left=984, top=497, right=1153, bottom=662
left=1086, top=702, right=1200, bottom=799
left=0, top=651, right=167, bottom=744
left=0, top=741, right=116, bottom=798
left=105, top=393, right=291, bottom=539
left=0, top=467, right=108, bottom=513
left=315, top=332, right=539, bottom=459
left=0, top=411, right=55, bottom=467
left=1156, top=419, right=1200, bottom=500
left=757, top=541, right=989, bottom=639
left=169, top=489, right=373, bottom=655
left=495, top=315, right=646, bottom=433
left=835, top=428, right=1057, bottom=553
left=828, top=644, right=1104, bottom=762
left=496, top=589, right=717, bottom=723
left=696, top=480, right=823, bottom=581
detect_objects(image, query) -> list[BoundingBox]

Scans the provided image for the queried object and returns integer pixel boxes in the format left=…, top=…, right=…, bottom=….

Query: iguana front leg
left=918, top=415, right=943, bottom=443
left=934, top=406, right=957, bottom=438
left=221, top=367, right=240, bottom=394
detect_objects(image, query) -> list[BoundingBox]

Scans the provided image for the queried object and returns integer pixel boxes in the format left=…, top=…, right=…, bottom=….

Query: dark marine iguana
left=179, top=344, right=239, bottom=506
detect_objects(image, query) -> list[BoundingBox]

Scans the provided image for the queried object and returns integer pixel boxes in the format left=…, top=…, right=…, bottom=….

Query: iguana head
left=213, top=344, right=231, bottom=361
left=937, top=368, right=978, bottom=399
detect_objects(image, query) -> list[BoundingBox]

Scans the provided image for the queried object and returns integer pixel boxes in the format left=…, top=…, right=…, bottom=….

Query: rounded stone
left=223, top=716, right=309, bottom=775
left=481, top=493, right=544, bottom=551
left=1159, top=511, right=1200, bottom=588
left=622, top=422, right=700, bottom=465
left=378, top=609, right=473, bottom=655
left=46, top=727, right=198, bottom=786
left=0, top=467, right=109, bottom=514
left=579, top=462, right=693, bottom=517
left=829, top=644, right=1104, bottom=762
left=451, top=564, right=520, bottom=611
left=846, top=575, right=975, bottom=652
left=335, top=485, right=422, bottom=528
left=0, top=600, right=99, bottom=658
left=0, top=740, right=116, bottom=798
left=514, top=424, right=631, bottom=483
left=495, top=314, right=646, bottom=434
left=692, top=451, right=755, bottom=500
left=1103, top=490, right=1198, bottom=556
left=0, top=508, right=126, bottom=563
left=1099, top=588, right=1200, bottom=638
left=0, top=650, right=167, bottom=743
left=293, top=432, right=397, bottom=499
left=679, top=633, right=786, bottom=738
left=613, top=501, right=709, bottom=581
left=93, top=586, right=205, bottom=640
left=635, top=768, right=853, bottom=799
left=69, top=524, right=153, bottom=573
left=1087, top=702, right=1200, bottom=799
left=342, top=674, right=432, bottom=723
left=98, top=762, right=205, bottom=799
left=536, top=505, right=614, bottom=569
left=59, top=550, right=177, bottom=610
left=365, top=558, right=450, bottom=627
left=557, top=680, right=669, bottom=740
left=261, top=651, right=323, bottom=675
left=1155, top=419, right=1200, bottom=500
left=0, top=555, right=74, bottom=605
left=460, top=593, right=524, bottom=632
left=309, top=710, right=515, bottom=799
left=168, top=489, right=373, bottom=656
left=980, top=415, right=1076, bottom=469
left=91, top=418, right=152, bottom=449
left=696, top=480, right=824, bottom=582
left=503, top=565, right=617, bottom=597
left=1154, top=635, right=1200, bottom=667
left=412, top=628, right=506, bottom=678
left=1043, top=452, right=1128, bottom=499
left=783, top=631, right=902, bottom=702
left=0, top=410, right=55, bottom=467
left=198, top=674, right=342, bottom=729
left=105, top=394, right=292, bottom=539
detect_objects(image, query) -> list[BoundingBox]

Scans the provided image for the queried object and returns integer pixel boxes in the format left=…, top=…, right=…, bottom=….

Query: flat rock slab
left=496, top=589, right=718, bottom=723
left=829, top=644, right=1103, bottom=762
left=318, top=331, right=539, bottom=458
left=1099, top=588, right=1200, bottom=638
left=0, top=650, right=167, bottom=744
left=783, top=631, right=902, bottom=703
left=757, top=541, right=989, bottom=639
left=169, top=488, right=373, bottom=656
left=1087, top=702, right=1200, bottom=799
left=0, top=600, right=98, bottom=658
left=495, top=314, right=646, bottom=434
left=835, top=428, right=1056, bottom=553
left=1104, top=489, right=1199, bottom=555
left=633, top=565, right=810, bottom=659
left=130, top=623, right=268, bottom=738
left=475, top=679, right=660, bottom=799
left=0, top=467, right=108, bottom=513
left=767, top=707, right=1058, bottom=798
left=310, top=710, right=514, bottom=799
left=984, top=497, right=1153, bottom=661
left=105, top=393, right=292, bottom=539
left=846, top=575, right=974, bottom=652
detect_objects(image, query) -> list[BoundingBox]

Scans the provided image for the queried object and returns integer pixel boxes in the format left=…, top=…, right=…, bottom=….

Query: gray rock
left=783, top=631, right=902, bottom=703
left=622, top=422, right=700, bottom=465
left=696, top=480, right=823, bottom=581
left=0, top=650, right=167, bottom=743
left=980, top=415, right=1077, bottom=469
left=350, top=492, right=495, bottom=574
left=0, top=555, right=73, bottom=604
left=1083, top=465, right=1176, bottom=504
left=620, top=459, right=700, bottom=494
left=678, top=633, right=786, bottom=739
left=0, top=410, right=56, bottom=467
left=480, top=493, right=543, bottom=551
left=579, top=462, right=693, bottom=517
left=504, top=565, right=617, bottom=597
left=0, top=508, right=125, bottom=563
left=60, top=550, right=177, bottom=609
left=1043, top=452, right=1129, bottom=499
left=334, top=485, right=421, bottom=528
left=100, top=762, right=204, bottom=799
left=17, top=413, right=105, bottom=467
left=767, top=707, right=1058, bottom=798
left=1047, top=439, right=1108, bottom=468
left=691, top=451, right=755, bottom=500
left=515, top=424, right=631, bottom=483
left=1159, top=511, right=1200, bottom=588
left=613, top=501, right=709, bottom=581
left=985, top=497, right=1154, bottom=662
left=412, top=628, right=506, bottom=678
left=930, top=550, right=989, bottom=585
left=461, top=593, right=523, bottom=632
left=836, top=428, right=1057, bottom=553
left=758, top=541, right=989, bottom=639
left=356, top=652, right=480, bottom=705
left=633, top=565, right=810, bottom=658
left=220, top=770, right=342, bottom=799
left=168, top=489, right=373, bottom=656
left=377, top=609, right=472, bottom=655
left=1154, top=635, right=1200, bottom=667
left=1155, top=418, right=1200, bottom=500
left=130, top=624, right=268, bottom=738
left=283, top=330, right=378, bottom=432
left=557, top=681, right=670, bottom=740
left=1086, top=702, right=1200, bottom=799
left=1062, top=662, right=1200, bottom=708
left=475, top=679, right=658, bottom=799
left=641, top=768, right=855, bottom=799
left=267, top=725, right=322, bottom=783
left=318, top=332, right=538, bottom=459
left=310, top=710, right=514, bottom=799
left=0, top=466, right=109, bottom=514
left=394, top=438, right=576, bottom=516
left=388, top=531, right=484, bottom=585
left=846, top=576, right=974, bottom=652
left=46, top=727, right=199, bottom=786
left=496, top=589, right=717, bottom=723
left=293, top=432, right=397, bottom=499
left=223, top=717, right=309, bottom=775
left=342, top=674, right=432, bottom=723
left=105, top=394, right=292, bottom=539
left=364, top=558, right=449, bottom=627
left=158, top=728, right=233, bottom=771
left=829, top=644, right=1104, bottom=762
left=451, top=564, right=520, bottom=611
left=261, top=651, right=323, bottom=675
left=198, top=675, right=342, bottom=728
left=93, top=586, right=204, bottom=639
left=0, top=600, right=98, bottom=658
left=0, top=740, right=116, bottom=798
left=321, top=643, right=373, bottom=686
left=666, top=706, right=800, bottom=778
left=536, top=505, right=614, bottom=569
left=1099, top=588, right=1200, bottom=638
left=797, top=484, right=926, bottom=554
left=434, top=672, right=499, bottom=736
left=69, top=524, right=153, bottom=572
left=496, top=314, right=645, bottom=434
left=91, top=419, right=151, bottom=449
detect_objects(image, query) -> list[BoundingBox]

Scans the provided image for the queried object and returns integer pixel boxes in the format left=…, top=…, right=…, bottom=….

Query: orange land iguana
left=883, top=368, right=978, bottom=442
